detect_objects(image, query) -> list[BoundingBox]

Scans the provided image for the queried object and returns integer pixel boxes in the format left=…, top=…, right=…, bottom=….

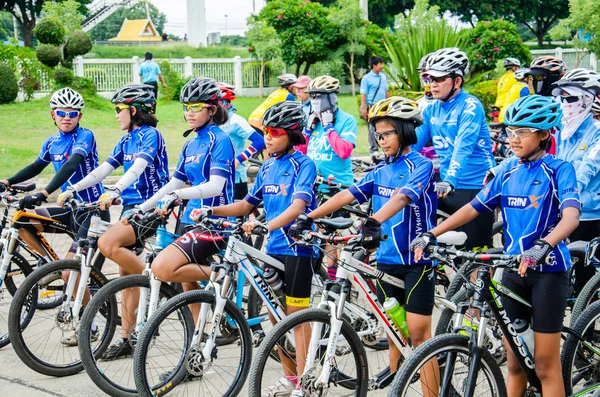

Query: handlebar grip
left=380, top=234, right=388, bottom=242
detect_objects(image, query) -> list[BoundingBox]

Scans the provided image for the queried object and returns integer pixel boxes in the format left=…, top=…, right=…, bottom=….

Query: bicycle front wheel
left=0, top=251, right=33, bottom=349
left=132, top=289, right=252, bottom=397
left=248, top=307, right=368, bottom=397
left=388, top=333, right=507, bottom=397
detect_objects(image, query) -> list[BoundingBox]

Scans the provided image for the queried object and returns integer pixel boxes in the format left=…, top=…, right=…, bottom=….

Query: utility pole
left=225, top=14, right=228, bottom=36
left=360, top=0, right=368, bottom=20
left=145, top=0, right=151, bottom=21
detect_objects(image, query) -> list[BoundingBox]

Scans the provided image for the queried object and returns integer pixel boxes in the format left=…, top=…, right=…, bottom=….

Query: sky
left=149, top=0, right=266, bottom=38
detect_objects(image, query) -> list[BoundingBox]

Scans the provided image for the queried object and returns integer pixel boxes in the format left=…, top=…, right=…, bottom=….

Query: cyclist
left=0, top=87, right=108, bottom=259
left=498, top=68, right=531, bottom=123
left=248, top=74, right=297, bottom=131
left=217, top=82, right=266, bottom=199
left=493, top=58, right=521, bottom=122
left=202, top=101, right=316, bottom=396
left=289, top=96, right=438, bottom=379
left=99, top=77, right=235, bottom=359
left=529, top=56, right=567, bottom=97
left=412, top=95, right=580, bottom=397
left=56, top=84, right=169, bottom=345
left=414, top=47, right=496, bottom=251
left=291, top=75, right=312, bottom=116
left=416, top=52, right=434, bottom=111
left=360, top=55, right=389, bottom=164
left=551, top=68, right=600, bottom=294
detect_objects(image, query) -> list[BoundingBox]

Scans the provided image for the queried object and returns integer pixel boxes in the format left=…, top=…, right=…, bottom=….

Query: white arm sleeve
left=138, top=178, right=187, bottom=212
left=172, top=175, right=227, bottom=200
left=113, top=158, right=149, bottom=193
left=72, top=161, right=115, bottom=192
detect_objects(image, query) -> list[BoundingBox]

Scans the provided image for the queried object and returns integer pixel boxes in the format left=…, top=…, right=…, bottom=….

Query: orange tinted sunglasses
left=264, top=126, right=288, bottom=138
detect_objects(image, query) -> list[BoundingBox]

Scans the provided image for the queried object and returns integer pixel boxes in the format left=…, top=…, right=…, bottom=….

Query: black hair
left=145, top=52, right=153, bottom=60
left=373, top=117, right=417, bottom=146
left=131, top=105, right=158, bottom=127
left=209, top=99, right=228, bottom=125
left=370, top=56, right=384, bottom=69
left=287, top=127, right=306, bottom=146
left=539, top=130, right=552, bottom=150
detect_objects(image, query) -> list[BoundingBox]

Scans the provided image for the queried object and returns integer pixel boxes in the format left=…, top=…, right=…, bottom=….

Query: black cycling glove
left=522, top=239, right=554, bottom=267
left=410, top=231, right=437, bottom=252
left=19, top=192, right=48, bottom=210
left=360, top=217, right=382, bottom=250
left=0, top=181, right=7, bottom=193
left=288, top=216, right=314, bottom=239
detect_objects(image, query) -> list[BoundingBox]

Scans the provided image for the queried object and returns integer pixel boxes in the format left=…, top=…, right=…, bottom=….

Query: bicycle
left=7, top=198, right=122, bottom=377
left=247, top=226, right=469, bottom=396
left=389, top=245, right=600, bottom=397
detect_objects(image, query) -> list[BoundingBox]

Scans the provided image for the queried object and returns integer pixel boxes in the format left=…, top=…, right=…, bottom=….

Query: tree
left=87, top=2, right=166, bottom=41
left=314, top=0, right=413, bottom=28
left=0, top=0, right=90, bottom=47
left=0, top=10, right=17, bottom=41
left=246, top=18, right=281, bottom=98
left=549, top=19, right=573, bottom=44
left=430, top=0, right=518, bottom=26
left=258, top=0, right=341, bottom=76
left=41, top=0, right=84, bottom=33
left=328, top=0, right=366, bottom=96
left=512, top=0, right=570, bottom=46
left=565, top=0, right=600, bottom=55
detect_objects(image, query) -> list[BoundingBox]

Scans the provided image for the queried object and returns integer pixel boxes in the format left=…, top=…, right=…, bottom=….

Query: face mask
left=311, top=97, right=322, bottom=114
left=560, top=93, right=593, bottom=140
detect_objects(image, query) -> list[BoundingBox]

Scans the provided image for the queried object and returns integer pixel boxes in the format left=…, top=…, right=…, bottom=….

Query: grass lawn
left=0, top=95, right=370, bottom=178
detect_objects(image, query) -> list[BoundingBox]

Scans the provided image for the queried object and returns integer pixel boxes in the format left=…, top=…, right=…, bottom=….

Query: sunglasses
left=533, top=75, right=546, bottom=81
left=506, top=126, right=541, bottom=139
left=54, top=110, right=80, bottom=118
left=375, top=129, right=397, bottom=141
left=182, top=103, right=212, bottom=113
left=264, top=126, right=288, bottom=138
left=115, top=105, right=130, bottom=114
left=428, top=75, right=452, bottom=83
left=559, top=95, right=583, bottom=104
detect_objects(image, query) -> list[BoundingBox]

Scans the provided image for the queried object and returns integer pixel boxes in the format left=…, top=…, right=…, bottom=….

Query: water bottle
left=263, top=267, right=286, bottom=308
left=513, top=319, right=535, bottom=359
left=383, top=298, right=410, bottom=339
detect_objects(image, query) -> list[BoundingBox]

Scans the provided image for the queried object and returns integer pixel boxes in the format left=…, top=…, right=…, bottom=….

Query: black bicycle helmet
left=180, top=77, right=221, bottom=103
left=262, top=101, right=306, bottom=156
left=111, top=84, right=156, bottom=106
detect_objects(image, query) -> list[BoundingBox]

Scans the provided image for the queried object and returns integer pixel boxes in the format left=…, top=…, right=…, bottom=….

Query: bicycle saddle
left=437, top=231, right=467, bottom=246
left=316, top=217, right=354, bottom=231
left=10, top=182, right=36, bottom=193
left=568, top=240, right=588, bottom=259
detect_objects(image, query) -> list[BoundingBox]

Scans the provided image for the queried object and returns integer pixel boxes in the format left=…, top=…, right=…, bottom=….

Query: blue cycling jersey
left=349, top=151, right=437, bottom=266
left=37, top=126, right=103, bottom=203
left=471, top=155, right=581, bottom=272
left=555, top=115, right=600, bottom=221
left=415, top=90, right=496, bottom=189
left=106, top=125, right=169, bottom=205
left=220, top=112, right=265, bottom=184
left=173, top=123, right=235, bottom=224
left=306, top=108, right=357, bottom=187
left=245, top=151, right=317, bottom=257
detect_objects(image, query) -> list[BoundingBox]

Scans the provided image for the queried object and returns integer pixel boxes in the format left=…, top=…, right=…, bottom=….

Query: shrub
left=71, top=76, right=97, bottom=97
left=468, top=80, right=498, bottom=117
left=54, top=68, right=74, bottom=85
left=159, top=61, right=185, bottom=101
left=0, top=44, right=46, bottom=101
left=0, top=63, right=18, bottom=104
left=33, top=17, right=66, bottom=46
left=36, top=44, right=62, bottom=68
left=65, top=30, right=93, bottom=58
left=461, top=20, right=531, bottom=73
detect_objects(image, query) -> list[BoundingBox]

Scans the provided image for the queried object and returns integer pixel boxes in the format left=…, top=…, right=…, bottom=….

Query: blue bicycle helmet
left=504, top=95, right=562, bottom=130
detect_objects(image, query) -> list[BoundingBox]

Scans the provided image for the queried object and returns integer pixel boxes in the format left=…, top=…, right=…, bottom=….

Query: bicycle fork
left=135, top=253, right=163, bottom=335
left=0, top=228, right=18, bottom=290
left=63, top=241, right=95, bottom=322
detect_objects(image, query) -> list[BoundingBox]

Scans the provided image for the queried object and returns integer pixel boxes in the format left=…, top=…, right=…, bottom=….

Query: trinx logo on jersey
left=264, top=184, right=290, bottom=196
left=376, top=186, right=400, bottom=198
left=123, top=153, right=137, bottom=161
left=504, top=194, right=544, bottom=209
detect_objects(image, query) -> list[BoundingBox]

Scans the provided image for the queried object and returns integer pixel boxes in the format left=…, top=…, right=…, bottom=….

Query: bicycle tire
left=562, top=299, right=600, bottom=396
left=8, top=259, right=115, bottom=377
left=132, top=289, right=252, bottom=397
left=571, top=272, right=600, bottom=327
left=0, top=251, right=33, bottom=348
left=78, top=275, right=182, bottom=397
left=248, top=307, right=368, bottom=396
left=388, top=333, right=507, bottom=397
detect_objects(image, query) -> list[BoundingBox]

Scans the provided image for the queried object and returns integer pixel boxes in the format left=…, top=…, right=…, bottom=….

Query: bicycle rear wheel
left=7, top=259, right=115, bottom=376
left=0, top=252, right=33, bottom=348
left=132, top=289, right=252, bottom=397
left=388, top=333, right=507, bottom=397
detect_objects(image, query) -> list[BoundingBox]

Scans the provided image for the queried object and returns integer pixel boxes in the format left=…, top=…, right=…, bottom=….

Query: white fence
left=530, top=48, right=597, bottom=70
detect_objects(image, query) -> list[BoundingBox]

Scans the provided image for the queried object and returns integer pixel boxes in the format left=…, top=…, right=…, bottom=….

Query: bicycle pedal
left=252, top=330, right=265, bottom=347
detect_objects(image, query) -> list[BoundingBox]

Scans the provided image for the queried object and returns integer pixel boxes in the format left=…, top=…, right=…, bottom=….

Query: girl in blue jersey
left=98, top=78, right=236, bottom=359
left=217, top=82, right=266, bottom=199
left=290, top=97, right=438, bottom=377
left=412, top=95, right=581, bottom=397
left=203, top=101, right=316, bottom=395
left=0, top=87, right=107, bottom=256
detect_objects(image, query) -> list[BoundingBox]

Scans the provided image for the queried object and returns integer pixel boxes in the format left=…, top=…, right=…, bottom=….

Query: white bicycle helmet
left=50, top=87, right=85, bottom=110
left=504, top=58, right=521, bottom=68
left=425, top=47, right=470, bottom=77
left=551, top=68, right=600, bottom=96
left=514, top=68, right=530, bottom=80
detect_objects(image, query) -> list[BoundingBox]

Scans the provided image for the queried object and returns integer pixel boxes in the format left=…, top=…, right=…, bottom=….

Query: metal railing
left=530, top=48, right=597, bottom=70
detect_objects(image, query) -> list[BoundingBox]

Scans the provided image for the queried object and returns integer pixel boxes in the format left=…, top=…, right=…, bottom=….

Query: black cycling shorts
left=120, top=205, right=161, bottom=250
left=172, top=227, right=226, bottom=265
left=272, top=255, right=315, bottom=307
left=501, top=269, right=569, bottom=333
left=439, top=188, right=494, bottom=249
left=376, top=264, right=435, bottom=316
left=37, top=207, right=110, bottom=252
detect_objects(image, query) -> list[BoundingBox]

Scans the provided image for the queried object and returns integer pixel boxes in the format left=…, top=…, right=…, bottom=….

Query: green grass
left=86, top=44, right=251, bottom=59
left=0, top=95, right=370, bottom=178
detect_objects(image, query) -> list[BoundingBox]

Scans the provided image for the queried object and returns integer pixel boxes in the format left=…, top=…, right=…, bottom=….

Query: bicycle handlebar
left=198, top=216, right=269, bottom=236
left=425, top=245, right=522, bottom=267
left=315, top=174, right=351, bottom=190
